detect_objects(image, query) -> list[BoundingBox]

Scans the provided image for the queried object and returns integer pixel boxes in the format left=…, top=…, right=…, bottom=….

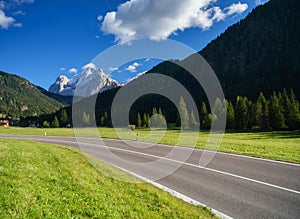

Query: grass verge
left=1, top=126, right=299, bottom=163
left=0, top=139, right=215, bottom=218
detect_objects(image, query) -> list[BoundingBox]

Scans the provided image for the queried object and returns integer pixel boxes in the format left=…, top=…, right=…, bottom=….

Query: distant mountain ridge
left=49, top=64, right=120, bottom=97
left=0, top=71, right=64, bottom=119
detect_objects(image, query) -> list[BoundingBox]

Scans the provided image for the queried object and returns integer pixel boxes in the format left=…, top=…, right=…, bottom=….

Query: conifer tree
left=189, top=110, right=198, bottom=129
left=137, top=112, right=142, bottom=128
left=256, top=92, right=269, bottom=130
left=158, top=108, right=166, bottom=128
left=143, top=113, right=150, bottom=128
left=226, top=100, right=235, bottom=129
left=51, top=116, right=60, bottom=128
left=60, top=109, right=68, bottom=127
left=235, top=96, right=248, bottom=129
left=151, top=107, right=158, bottom=128
left=286, top=89, right=300, bottom=129
left=269, top=92, right=286, bottom=130
left=201, top=102, right=211, bottom=129
left=178, top=96, right=189, bottom=129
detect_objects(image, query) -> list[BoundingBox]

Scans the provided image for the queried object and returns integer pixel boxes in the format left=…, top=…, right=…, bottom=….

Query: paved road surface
left=1, top=134, right=299, bottom=219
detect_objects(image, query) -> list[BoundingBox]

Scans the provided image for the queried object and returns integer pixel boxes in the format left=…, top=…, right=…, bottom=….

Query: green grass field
left=1, top=127, right=300, bottom=163
left=0, top=139, right=215, bottom=218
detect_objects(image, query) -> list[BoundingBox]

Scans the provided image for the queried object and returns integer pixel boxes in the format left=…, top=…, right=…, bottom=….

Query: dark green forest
left=0, top=71, right=64, bottom=119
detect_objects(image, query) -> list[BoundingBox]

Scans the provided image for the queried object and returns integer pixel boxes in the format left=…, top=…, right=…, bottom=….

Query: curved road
left=1, top=134, right=299, bottom=219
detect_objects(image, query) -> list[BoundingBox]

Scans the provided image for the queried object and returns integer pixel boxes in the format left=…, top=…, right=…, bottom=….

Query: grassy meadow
left=0, top=139, right=215, bottom=218
left=0, top=126, right=300, bottom=163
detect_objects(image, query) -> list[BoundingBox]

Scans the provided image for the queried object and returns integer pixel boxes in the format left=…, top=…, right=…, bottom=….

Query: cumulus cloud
left=0, top=10, right=15, bottom=29
left=225, top=2, right=248, bottom=16
left=101, top=0, right=248, bottom=43
left=126, top=62, right=141, bottom=72
left=126, top=65, right=137, bottom=72
left=0, top=0, right=34, bottom=29
left=69, top=68, right=78, bottom=74
left=132, top=62, right=140, bottom=67
left=59, top=67, right=66, bottom=71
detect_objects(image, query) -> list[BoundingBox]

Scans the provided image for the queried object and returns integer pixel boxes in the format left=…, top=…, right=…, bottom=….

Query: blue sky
left=0, top=0, right=268, bottom=89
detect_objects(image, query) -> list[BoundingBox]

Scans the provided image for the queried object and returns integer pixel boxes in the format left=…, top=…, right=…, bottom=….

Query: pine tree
left=226, top=100, right=235, bottom=129
left=60, top=109, right=68, bottom=127
left=137, top=112, right=142, bottom=128
left=286, top=89, right=300, bottom=129
left=143, top=113, right=149, bottom=128
left=43, top=120, right=50, bottom=128
left=269, top=92, right=286, bottom=130
left=178, top=96, right=189, bottom=129
left=51, top=116, right=60, bottom=128
left=82, top=112, right=90, bottom=127
left=201, top=102, right=211, bottom=129
left=189, top=110, right=198, bottom=129
left=235, top=96, right=248, bottom=130
left=158, top=108, right=166, bottom=128
left=247, top=100, right=256, bottom=129
left=256, top=92, right=269, bottom=130
left=100, top=116, right=105, bottom=127
left=151, top=107, right=158, bottom=128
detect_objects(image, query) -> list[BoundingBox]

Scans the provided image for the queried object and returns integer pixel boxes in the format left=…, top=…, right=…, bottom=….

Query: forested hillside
left=150, top=0, right=300, bottom=101
left=0, top=71, right=64, bottom=119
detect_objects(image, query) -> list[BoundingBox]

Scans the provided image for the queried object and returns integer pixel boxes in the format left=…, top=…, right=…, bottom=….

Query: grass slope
left=0, top=139, right=215, bottom=218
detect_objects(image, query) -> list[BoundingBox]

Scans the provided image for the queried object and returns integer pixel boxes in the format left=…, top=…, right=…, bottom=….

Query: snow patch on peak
left=82, top=63, right=96, bottom=70
left=49, top=67, right=120, bottom=97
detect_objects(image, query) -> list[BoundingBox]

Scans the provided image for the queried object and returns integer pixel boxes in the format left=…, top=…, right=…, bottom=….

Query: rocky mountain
left=0, top=71, right=64, bottom=119
left=49, top=64, right=120, bottom=98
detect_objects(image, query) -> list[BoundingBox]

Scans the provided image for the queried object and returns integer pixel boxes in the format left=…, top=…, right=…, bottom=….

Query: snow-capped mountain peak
left=49, top=65, right=119, bottom=97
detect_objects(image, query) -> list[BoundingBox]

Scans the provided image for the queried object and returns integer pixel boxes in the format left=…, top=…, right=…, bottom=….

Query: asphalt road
left=1, top=134, right=299, bottom=219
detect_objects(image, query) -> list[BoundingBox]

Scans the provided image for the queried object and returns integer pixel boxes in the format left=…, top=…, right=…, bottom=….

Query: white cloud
left=82, top=63, right=96, bottom=70
left=69, top=68, right=78, bottom=74
left=13, top=22, right=22, bottom=27
left=126, top=65, right=137, bottom=72
left=133, top=62, right=140, bottom=67
left=255, top=0, right=268, bottom=6
left=97, top=15, right=103, bottom=21
left=255, top=0, right=262, bottom=5
left=95, top=35, right=100, bottom=39
left=126, top=62, right=141, bottom=72
left=0, top=0, right=35, bottom=29
left=225, top=2, right=248, bottom=16
left=0, top=10, right=15, bottom=29
left=101, top=0, right=248, bottom=43
left=59, top=67, right=66, bottom=71
left=109, top=67, right=119, bottom=71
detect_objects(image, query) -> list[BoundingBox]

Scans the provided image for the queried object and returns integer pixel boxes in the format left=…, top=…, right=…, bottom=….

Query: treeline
left=97, top=89, right=300, bottom=131
left=225, top=89, right=300, bottom=130
left=130, top=89, right=300, bottom=130
left=19, top=89, right=300, bottom=131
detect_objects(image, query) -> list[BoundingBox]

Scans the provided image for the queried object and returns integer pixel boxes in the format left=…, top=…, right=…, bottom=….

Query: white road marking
left=5, top=135, right=300, bottom=195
